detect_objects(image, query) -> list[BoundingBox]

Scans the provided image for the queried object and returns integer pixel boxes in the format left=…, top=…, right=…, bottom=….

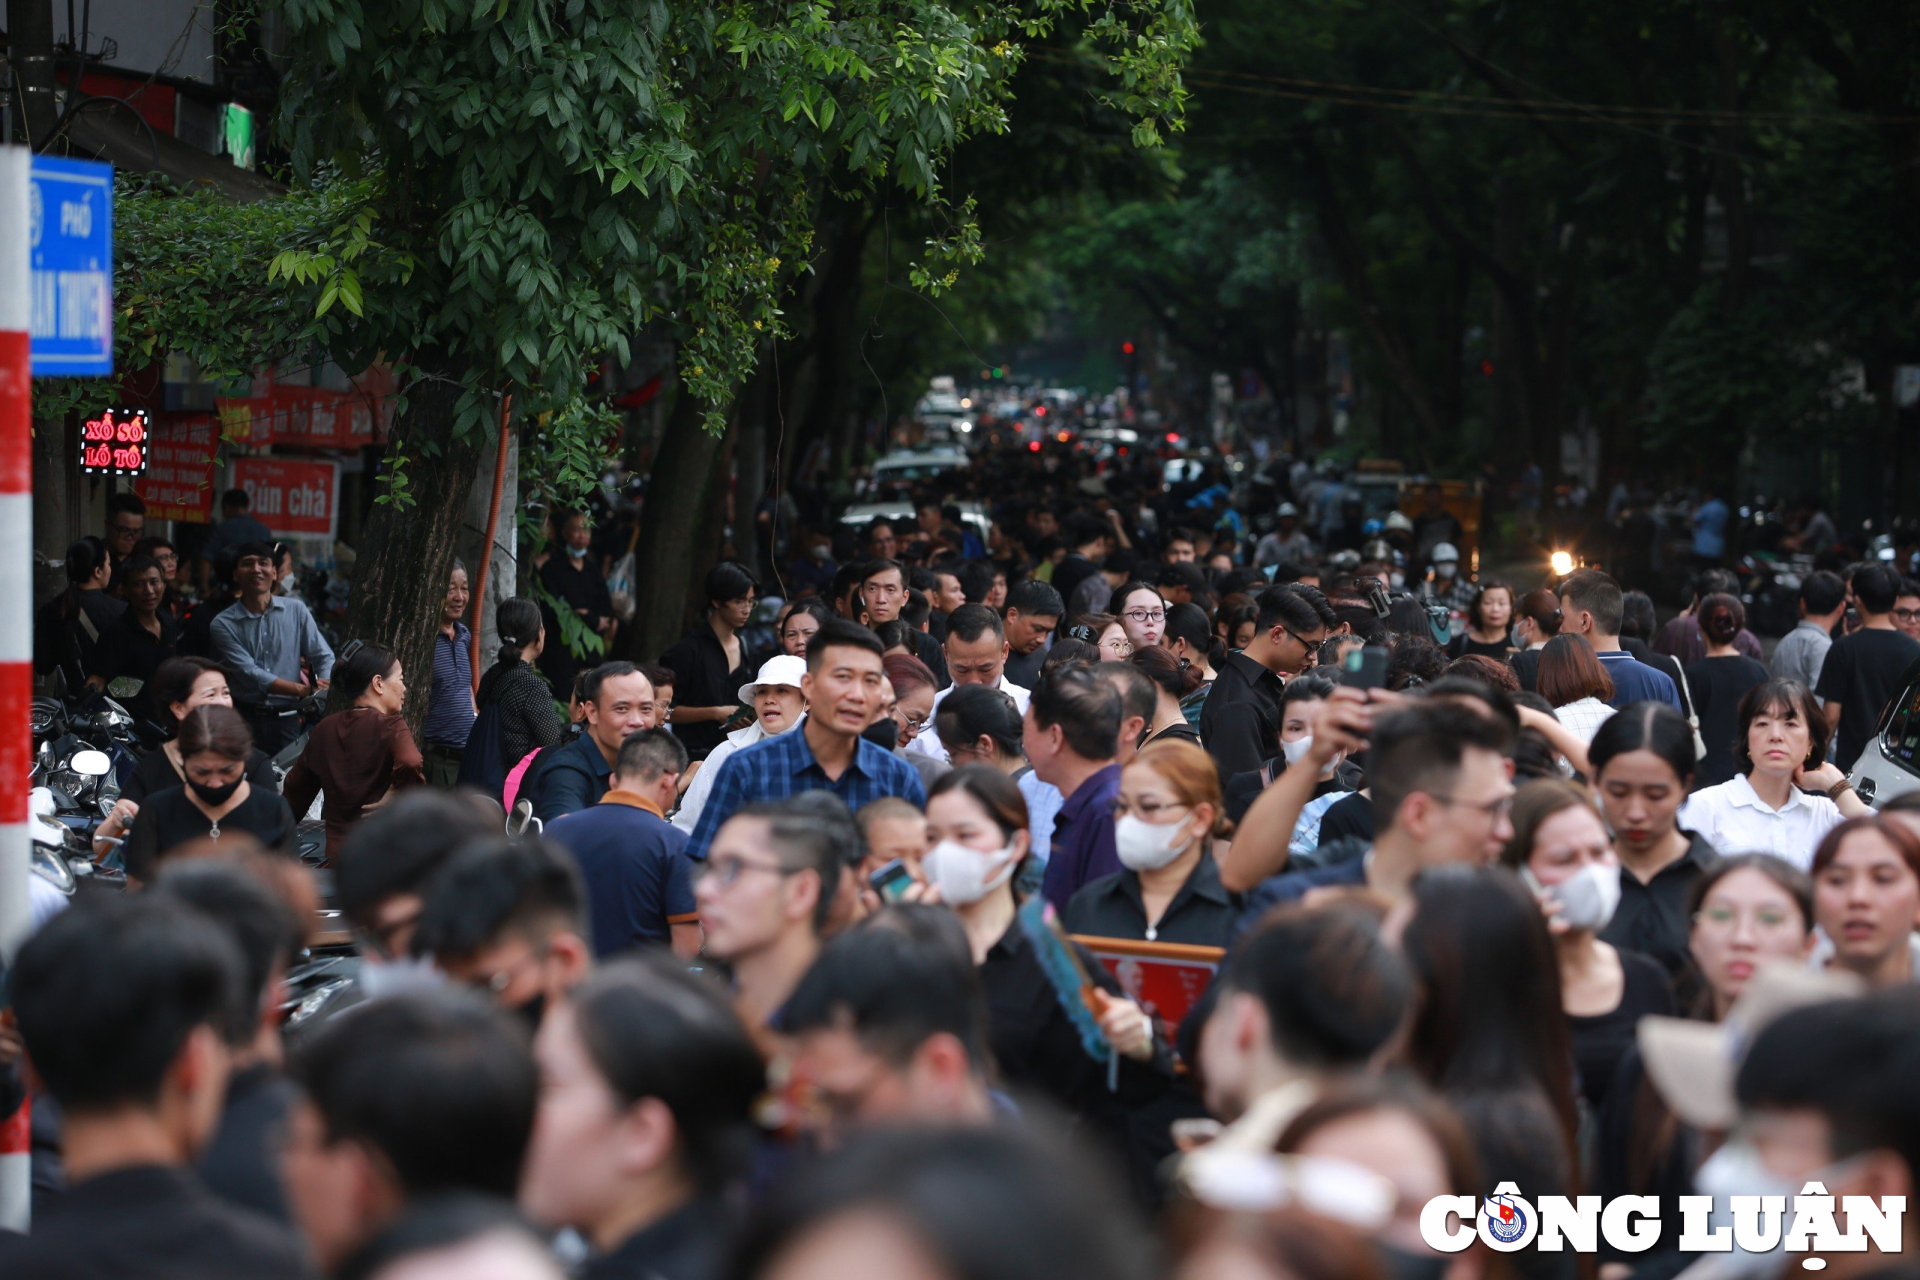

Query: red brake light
left=1028, top=441, right=1041, bottom=453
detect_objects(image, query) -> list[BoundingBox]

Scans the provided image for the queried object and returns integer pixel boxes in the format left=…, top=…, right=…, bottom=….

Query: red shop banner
left=213, top=385, right=387, bottom=450
left=133, top=416, right=219, bottom=523
left=233, top=457, right=340, bottom=539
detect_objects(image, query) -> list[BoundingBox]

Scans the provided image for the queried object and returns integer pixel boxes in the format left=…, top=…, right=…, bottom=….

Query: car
left=839, top=500, right=992, bottom=545
left=861, top=447, right=970, bottom=495
left=1848, top=657, right=1920, bottom=810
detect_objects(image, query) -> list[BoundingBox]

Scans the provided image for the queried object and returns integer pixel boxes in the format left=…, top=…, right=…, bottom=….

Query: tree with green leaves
left=40, top=0, right=1195, bottom=724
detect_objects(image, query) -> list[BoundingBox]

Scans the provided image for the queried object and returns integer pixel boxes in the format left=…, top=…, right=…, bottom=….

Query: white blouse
left=1676, top=773, right=1844, bottom=871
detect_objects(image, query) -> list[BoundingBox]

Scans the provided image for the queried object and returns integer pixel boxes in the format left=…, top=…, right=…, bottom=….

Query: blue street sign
left=28, top=156, right=114, bottom=376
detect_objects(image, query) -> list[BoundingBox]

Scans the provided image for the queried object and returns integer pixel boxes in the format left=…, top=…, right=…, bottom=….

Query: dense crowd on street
left=9, top=433, right=1920, bottom=1280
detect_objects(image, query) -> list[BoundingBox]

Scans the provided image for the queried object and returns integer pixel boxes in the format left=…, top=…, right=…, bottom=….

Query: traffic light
left=1122, top=341, right=1135, bottom=355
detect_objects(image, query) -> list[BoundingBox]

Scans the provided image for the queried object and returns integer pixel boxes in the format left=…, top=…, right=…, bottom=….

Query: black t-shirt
left=124, top=783, right=295, bottom=880
left=1569, top=950, right=1675, bottom=1115
left=1816, top=627, right=1920, bottom=771
left=91, top=612, right=182, bottom=719
left=1447, top=632, right=1514, bottom=661
left=661, top=625, right=750, bottom=760
left=0, top=1163, right=308, bottom=1280
left=1316, top=791, right=1375, bottom=846
left=1004, top=643, right=1048, bottom=688
left=1684, top=654, right=1772, bottom=787
left=1510, top=647, right=1543, bottom=692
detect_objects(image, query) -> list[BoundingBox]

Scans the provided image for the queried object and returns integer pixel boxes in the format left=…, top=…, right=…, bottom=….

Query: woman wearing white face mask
left=1063, top=741, right=1239, bottom=947
left=1499, top=778, right=1674, bottom=1115
left=1221, top=674, right=1357, bottom=846
left=923, top=766, right=1174, bottom=1186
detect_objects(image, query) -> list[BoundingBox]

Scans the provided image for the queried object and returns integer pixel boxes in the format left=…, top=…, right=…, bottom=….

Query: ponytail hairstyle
left=1130, top=642, right=1202, bottom=699
left=1698, top=592, right=1745, bottom=648
left=495, top=597, right=543, bottom=665
left=1164, top=601, right=1224, bottom=670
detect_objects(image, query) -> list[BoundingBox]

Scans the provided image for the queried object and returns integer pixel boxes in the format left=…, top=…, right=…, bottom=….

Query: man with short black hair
left=861, top=559, right=948, bottom=685
left=155, top=860, right=305, bottom=1224
left=1817, top=563, right=1920, bottom=771
left=281, top=989, right=538, bottom=1275
left=784, top=911, right=996, bottom=1139
left=1200, top=583, right=1330, bottom=777
left=1772, top=569, right=1847, bottom=690
left=908, top=605, right=1031, bottom=765
left=545, top=727, right=701, bottom=959
left=1558, top=569, right=1680, bottom=710
left=695, top=801, right=847, bottom=1029
left=412, top=838, right=594, bottom=1028
left=1025, top=665, right=1125, bottom=911
left=198, top=488, right=274, bottom=593
left=1727, top=990, right=1920, bottom=1279
left=210, top=540, right=336, bottom=752
left=336, top=790, right=499, bottom=973
left=685, top=619, right=926, bottom=862
left=528, top=660, right=656, bottom=822
left=1001, top=578, right=1063, bottom=687
left=105, top=491, right=147, bottom=564
left=1246, top=697, right=1517, bottom=910
left=0, top=896, right=307, bottom=1279
left=1094, top=661, right=1155, bottom=766
left=1190, top=903, right=1412, bottom=1156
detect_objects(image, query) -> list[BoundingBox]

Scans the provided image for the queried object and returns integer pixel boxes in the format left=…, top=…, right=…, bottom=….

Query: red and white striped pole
left=0, top=145, right=38, bottom=1233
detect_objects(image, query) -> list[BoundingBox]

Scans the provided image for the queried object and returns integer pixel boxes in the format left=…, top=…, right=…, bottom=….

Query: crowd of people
left=9, top=440, right=1920, bottom=1280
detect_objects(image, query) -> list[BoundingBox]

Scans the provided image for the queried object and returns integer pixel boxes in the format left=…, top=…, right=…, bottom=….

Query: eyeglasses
left=1102, top=637, right=1134, bottom=656
left=1427, top=792, right=1514, bottom=819
left=1279, top=629, right=1320, bottom=664
left=1123, top=608, right=1167, bottom=625
left=1895, top=608, right=1920, bottom=624
left=696, top=856, right=802, bottom=888
left=1694, top=905, right=1799, bottom=934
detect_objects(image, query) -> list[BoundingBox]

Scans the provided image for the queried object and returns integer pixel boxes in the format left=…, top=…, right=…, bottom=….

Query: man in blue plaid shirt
left=684, top=619, right=926, bottom=861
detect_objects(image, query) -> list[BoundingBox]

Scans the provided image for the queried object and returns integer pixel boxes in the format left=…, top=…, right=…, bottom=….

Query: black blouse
left=1062, top=852, right=1239, bottom=948
left=1568, top=950, right=1675, bottom=1115
left=979, top=915, right=1188, bottom=1205
left=123, top=783, right=295, bottom=881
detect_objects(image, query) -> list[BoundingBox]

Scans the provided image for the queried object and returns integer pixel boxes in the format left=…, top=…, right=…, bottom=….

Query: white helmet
left=1383, top=510, right=1414, bottom=534
left=1431, top=542, right=1460, bottom=564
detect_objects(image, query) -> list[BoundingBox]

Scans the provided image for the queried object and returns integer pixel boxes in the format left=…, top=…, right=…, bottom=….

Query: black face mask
left=863, top=719, right=899, bottom=751
left=510, top=990, right=548, bottom=1036
left=188, top=775, right=242, bottom=807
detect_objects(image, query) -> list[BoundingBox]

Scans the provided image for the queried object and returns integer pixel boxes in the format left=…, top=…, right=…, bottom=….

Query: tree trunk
left=456, top=427, right=518, bottom=670
left=626, top=389, right=732, bottom=662
left=336, top=371, right=485, bottom=739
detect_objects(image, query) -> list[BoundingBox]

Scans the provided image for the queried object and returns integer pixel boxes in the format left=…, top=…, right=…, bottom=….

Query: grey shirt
left=1770, top=619, right=1832, bottom=692
left=210, top=595, right=336, bottom=707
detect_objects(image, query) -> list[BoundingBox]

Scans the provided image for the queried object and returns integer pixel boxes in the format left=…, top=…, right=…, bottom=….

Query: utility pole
left=6, top=0, right=60, bottom=147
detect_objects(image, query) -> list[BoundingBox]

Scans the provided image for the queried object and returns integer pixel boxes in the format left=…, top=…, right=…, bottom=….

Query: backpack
left=456, top=701, right=509, bottom=801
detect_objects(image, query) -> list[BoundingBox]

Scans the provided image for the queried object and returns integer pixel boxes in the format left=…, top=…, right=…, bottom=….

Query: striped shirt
left=424, top=622, right=477, bottom=748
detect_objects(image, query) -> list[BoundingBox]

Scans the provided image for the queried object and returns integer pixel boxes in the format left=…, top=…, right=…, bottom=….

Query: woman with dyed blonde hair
left=1063, top=740, right=1239, bottom=947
